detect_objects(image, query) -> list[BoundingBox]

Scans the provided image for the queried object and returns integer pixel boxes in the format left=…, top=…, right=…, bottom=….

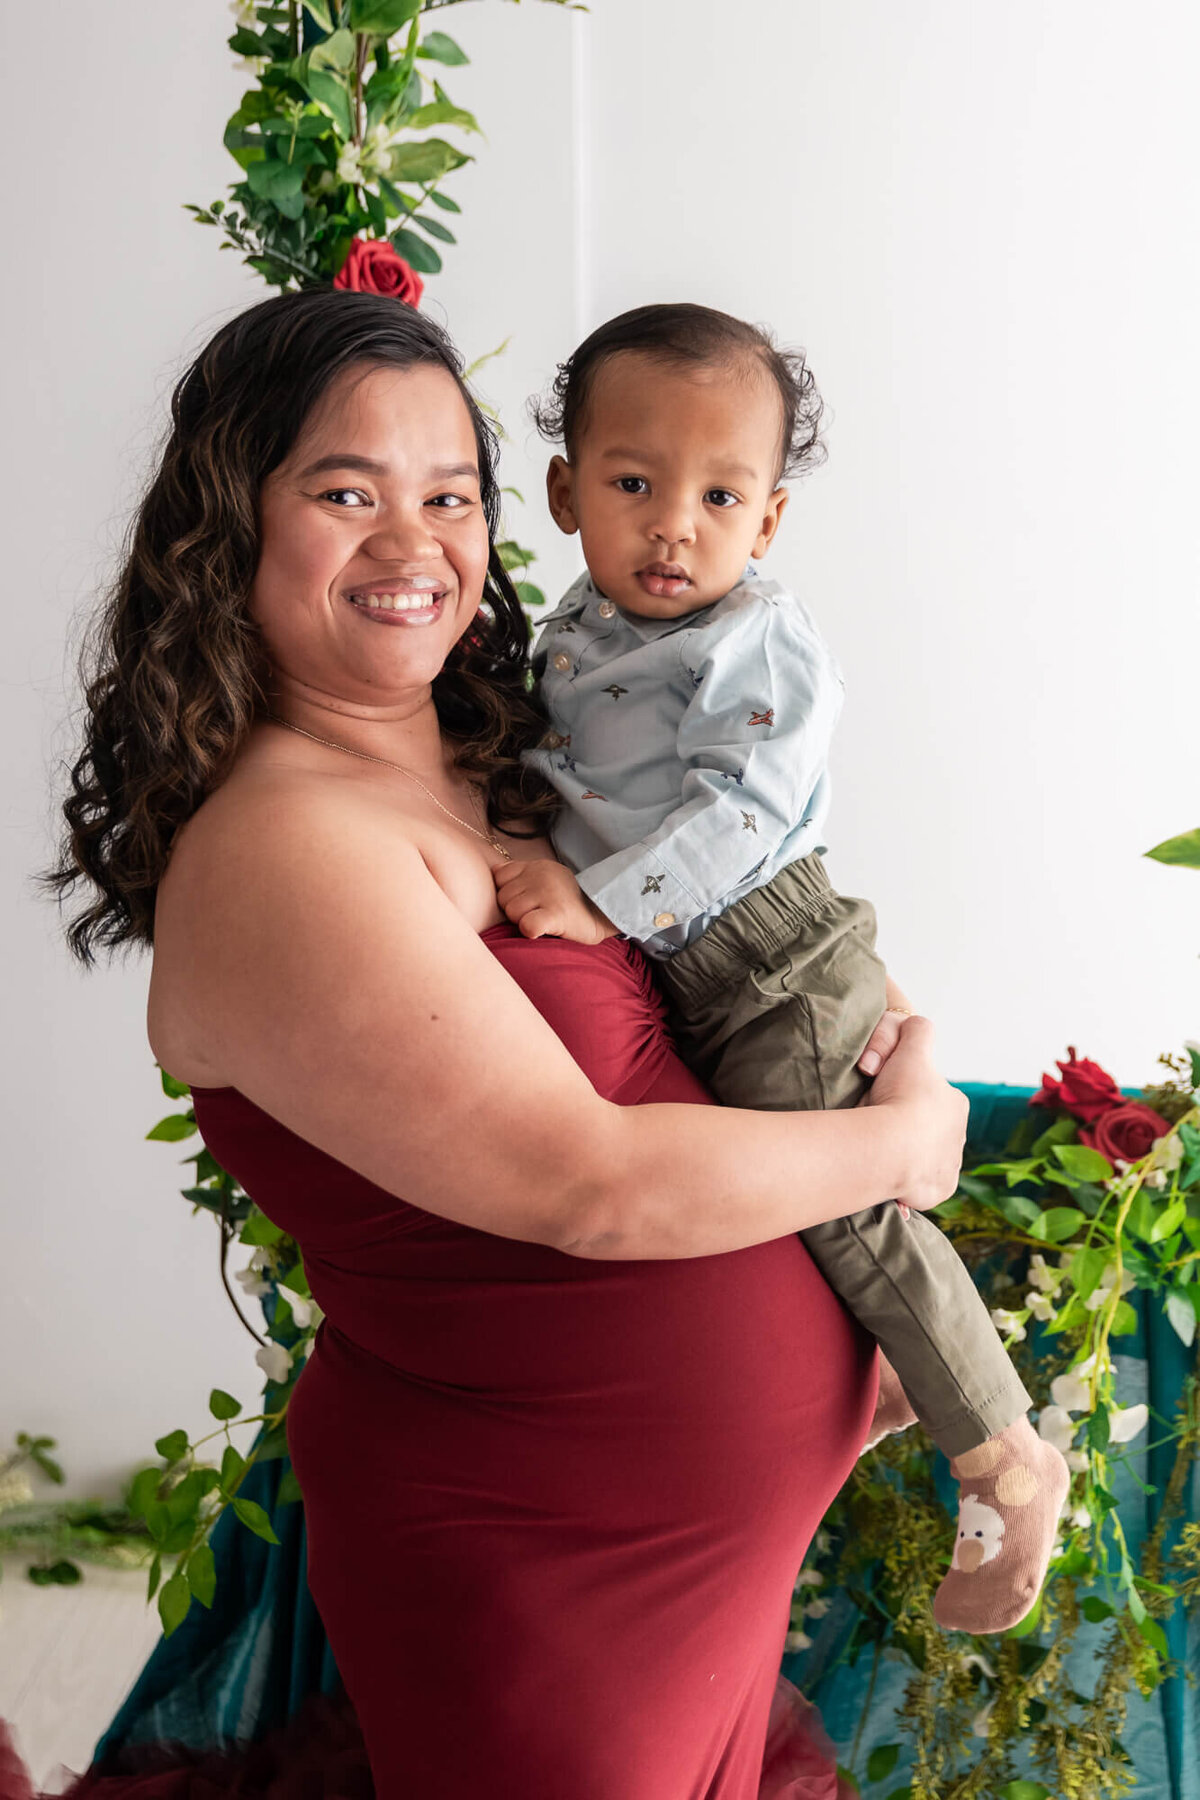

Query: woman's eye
left=616, top=476, right=648, bottom=495
left=427, top=493, right=472, bottom=509
left=706, top=488, right=740, bottom=509
left=319, top=488, right=371, bottom=508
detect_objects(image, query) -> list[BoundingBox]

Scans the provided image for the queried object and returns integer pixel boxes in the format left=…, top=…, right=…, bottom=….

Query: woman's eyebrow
left=298, top=453, right=479, bottom=480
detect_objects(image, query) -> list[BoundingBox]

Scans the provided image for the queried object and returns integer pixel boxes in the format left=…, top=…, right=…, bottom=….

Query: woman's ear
left=752, top=487, right=789, bottom=560
left=546, top=456, right=579, bottom=535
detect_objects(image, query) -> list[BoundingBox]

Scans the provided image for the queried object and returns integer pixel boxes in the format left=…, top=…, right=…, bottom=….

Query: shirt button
left=552, top=653, right=571, bottom=673
left=597, top=599, right=616, bottom=619
left=653, top=912, right=676, bottom=928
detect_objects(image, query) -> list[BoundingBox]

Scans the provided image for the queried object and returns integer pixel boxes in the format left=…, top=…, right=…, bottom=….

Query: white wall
left=4, top=1, right=1197, bottom=1495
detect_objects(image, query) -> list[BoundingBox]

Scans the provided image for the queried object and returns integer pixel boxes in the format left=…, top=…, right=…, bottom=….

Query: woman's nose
left=363, top=510, right=441, bottom=561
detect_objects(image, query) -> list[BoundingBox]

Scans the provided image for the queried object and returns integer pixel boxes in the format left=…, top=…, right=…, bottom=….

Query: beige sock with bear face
left=933, top=1416, right=1071, bottom=1634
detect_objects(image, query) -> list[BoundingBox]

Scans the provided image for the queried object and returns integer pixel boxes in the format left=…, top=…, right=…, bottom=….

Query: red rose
left=1080, top=1103, right=1171, bottom=1164
left=1030, top=1046, right=1123, bottom=1123
left=333, top=238, right=424, bottom=308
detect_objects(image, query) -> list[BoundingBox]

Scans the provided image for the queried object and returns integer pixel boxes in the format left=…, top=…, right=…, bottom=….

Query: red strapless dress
left=1, top=926, right=873, bottom=1799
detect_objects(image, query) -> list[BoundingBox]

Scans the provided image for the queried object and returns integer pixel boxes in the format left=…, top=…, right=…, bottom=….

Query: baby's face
left=546, top=352, right=789, bottom=620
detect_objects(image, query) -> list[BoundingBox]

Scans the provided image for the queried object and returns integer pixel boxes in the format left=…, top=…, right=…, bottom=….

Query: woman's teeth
left=350, top=592, right=441, bottom=611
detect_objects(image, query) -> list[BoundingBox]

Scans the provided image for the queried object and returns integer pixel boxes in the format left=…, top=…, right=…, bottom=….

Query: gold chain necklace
left=264, top=713, right=513, bottom=860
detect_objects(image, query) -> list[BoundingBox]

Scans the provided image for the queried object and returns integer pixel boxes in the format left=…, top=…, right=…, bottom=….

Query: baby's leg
left=803, top=1207, right=1068, bottom=1634
left=654, top=854, right=1067, bottom=1635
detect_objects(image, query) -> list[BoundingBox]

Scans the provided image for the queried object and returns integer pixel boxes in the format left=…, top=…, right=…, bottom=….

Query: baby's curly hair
left=529, top=302, right=826, bottom=484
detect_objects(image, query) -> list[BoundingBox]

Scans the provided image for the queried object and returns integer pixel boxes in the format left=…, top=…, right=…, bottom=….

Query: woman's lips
left=345, top=593, right=445, bottom=627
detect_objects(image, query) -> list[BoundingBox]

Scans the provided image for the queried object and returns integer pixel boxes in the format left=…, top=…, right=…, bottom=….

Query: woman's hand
left=861, top=1015, right=969, bottom=1214
left=857, top=972, right=916, bottom=1078
left=493, top=858, right=620, bottom=945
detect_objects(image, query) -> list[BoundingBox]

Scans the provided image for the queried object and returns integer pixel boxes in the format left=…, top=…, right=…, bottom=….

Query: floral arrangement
left=184, top=0, right=573, bottom=613
left=788, top=1037, right=1200, bottom=1799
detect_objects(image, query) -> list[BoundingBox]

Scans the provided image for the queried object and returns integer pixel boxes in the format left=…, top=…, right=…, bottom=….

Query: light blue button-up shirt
left=523, top=565, right=846, bottom=959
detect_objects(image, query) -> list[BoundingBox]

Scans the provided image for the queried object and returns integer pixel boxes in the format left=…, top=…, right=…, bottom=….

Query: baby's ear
left=752, top=486, right=789, bottom=559
left=546, top=456, right=579, bottom=535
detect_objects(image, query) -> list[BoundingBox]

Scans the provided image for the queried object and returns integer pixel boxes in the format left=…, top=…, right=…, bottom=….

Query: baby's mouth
left=637, top=562, right=692, bottom=598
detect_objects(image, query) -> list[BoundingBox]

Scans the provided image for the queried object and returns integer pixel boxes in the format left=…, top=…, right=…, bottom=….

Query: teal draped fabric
left=95, top=1085, right=1198, bottom=1793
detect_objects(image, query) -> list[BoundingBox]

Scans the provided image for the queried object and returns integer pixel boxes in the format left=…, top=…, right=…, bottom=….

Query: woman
left=14, top=289, right=967, bottom=1798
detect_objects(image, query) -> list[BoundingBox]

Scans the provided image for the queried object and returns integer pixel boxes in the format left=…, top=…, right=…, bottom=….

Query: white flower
left=229, top=0, right=258, bottom=23
left=803, top=1597, right=831, bottom=1619
left=1145, top=1169, right=1169, bottom=1191
left=1107, top=1402, right=1149, bottom=1444
left=235, top=1266, right=270, bottom=1298
left=276, top=1288, right=318, bottom=1330
left=784, top=1630, right=812, bottom=1653
left=1049, top=1536, right=1065, bottom=1560
left=1051, top=1368, right=1093, bottom=1413
left=234, top=54, right=268, bottom=76
left=990, top=1307, right=1028, bottom=1342
left=0, top=1472, right=35, bottom=1513
left=1070, top=1504, right=1092, bottom=1529
left=793, top=1567, right=823, bottom=1589
left=814, top=1529, right=831, bottom=1554
left=249, top=1248, right=272, bottom=1272
left=337, top=143, right=365, bottom=186
left=1066, top=1449, right=1090, bottom=1473
left=255, top=1342, right=293, bottom=1385
left=1147, top=1133, right=1184, bottom=1173
left=1084, top=1267, right=1137, bottom=1312
left=1026, top=1289, right=1056, bottom=1322
left=972, top=1699, right=996, bottom=1738
left=1028, top=1253, right=1063, bottom=1295
left=958, top=1652, right=996, bottom=1679
left=1037, top=1404, right=1078, bottom=1453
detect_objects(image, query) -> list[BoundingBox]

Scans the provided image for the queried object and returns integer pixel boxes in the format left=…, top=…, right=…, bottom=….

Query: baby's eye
left=706, top=488, right=740, bottom=509
left=616, top=476, right=649, bottom=495
left=319, top=488, right=371, bottom=508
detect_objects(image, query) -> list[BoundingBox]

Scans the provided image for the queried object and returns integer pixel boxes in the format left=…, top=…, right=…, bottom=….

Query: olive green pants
left=654, top=850, right=1031, bottom=1459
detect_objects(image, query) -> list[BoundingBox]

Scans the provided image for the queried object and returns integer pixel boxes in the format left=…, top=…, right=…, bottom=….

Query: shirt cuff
left=575, top=853, right=703, bottom=946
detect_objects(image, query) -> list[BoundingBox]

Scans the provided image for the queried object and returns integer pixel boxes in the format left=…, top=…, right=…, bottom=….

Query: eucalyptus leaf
left=146, top=1552, right=162, bottom=1601
left=1165, top=1287, right=1197, bottom=1346
left=417, top=30, right=469, bottom=65
left=232, top=1496, right=281, bottom=1545
left=413, top=213, right=456, bottom=243
left=428, top=189, right=462, bottom=212
left=1110, top=1298, right=1139, bottom=1336
left=350, top=0, right=421, bottom=34
left=389, top=228, right=442, bottom=273
left=1149, top=1198, right=1186, bottom=1244
left=158, top=1570, right=191, bottom=1636
left=309, top=26, right=355, bottom=70
left=407, top=101, right=480, bottom=135
left=209, top=1389, right=242, bottom=1422
left=1144, top=828, right=1200, bottom=869
left=1081, top=1596, right=1114, bottom=1622
left=240, top=1209, right=286, bottom=1247
left=1136, top=1614, right=1170, bottom=1657
left=187, top=1543, right=217, bottom=1609
left=146, top=1114, right=197, bottom=1142
left=1069, top=1247, right=1109, bottom=1301
left=298, top=66, right=354, bottom=137
left=1052, top=1143, right=1113, bottom=1182
left=154, top=1429, right=190, bottom=1465
left=220, top=1444, right=246, bottom=1492
left=388, top=138, right=470, bottom=184
left=1029, top=1206, right=1086, bottom=1244
left=867, top=1743, right=900, bottom=1782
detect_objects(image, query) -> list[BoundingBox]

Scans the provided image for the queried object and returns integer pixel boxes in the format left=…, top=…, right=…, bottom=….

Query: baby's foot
left=860, top=1354, right=918, bottom=1454
left=933, top=1417, right=1070, bottom=1634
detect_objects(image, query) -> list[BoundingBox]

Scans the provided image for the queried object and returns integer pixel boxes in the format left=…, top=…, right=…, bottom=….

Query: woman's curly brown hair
left=36, top=287, right=559, bottom=968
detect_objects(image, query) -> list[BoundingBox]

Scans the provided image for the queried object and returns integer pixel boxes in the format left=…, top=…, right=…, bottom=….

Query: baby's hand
left=492, top=857, right=621, bottom=946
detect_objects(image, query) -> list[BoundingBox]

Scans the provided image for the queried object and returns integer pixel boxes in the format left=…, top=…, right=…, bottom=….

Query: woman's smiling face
left=250, top=361, right=491, bottom=709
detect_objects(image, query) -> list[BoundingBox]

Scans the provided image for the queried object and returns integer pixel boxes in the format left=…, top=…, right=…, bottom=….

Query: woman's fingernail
left=860, top=1051, right=881, bottom=1075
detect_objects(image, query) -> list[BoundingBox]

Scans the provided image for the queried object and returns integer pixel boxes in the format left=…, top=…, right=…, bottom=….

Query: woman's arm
left=185, top=787, right=966, bottom=1262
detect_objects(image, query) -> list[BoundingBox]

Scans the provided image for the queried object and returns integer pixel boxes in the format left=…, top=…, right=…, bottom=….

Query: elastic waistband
left=660, top=852, right=836, bottom=1004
